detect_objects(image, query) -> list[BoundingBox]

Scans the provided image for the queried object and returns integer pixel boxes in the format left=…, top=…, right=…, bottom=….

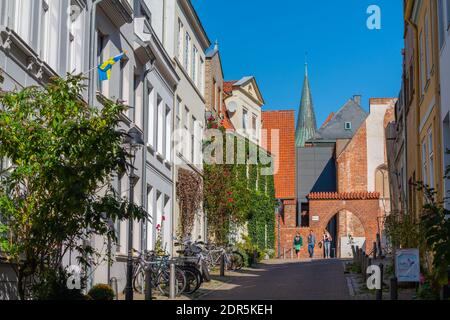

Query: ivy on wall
left=176, top=168, right=203, bottom=238
left=203, top=115, right=276, bottom=250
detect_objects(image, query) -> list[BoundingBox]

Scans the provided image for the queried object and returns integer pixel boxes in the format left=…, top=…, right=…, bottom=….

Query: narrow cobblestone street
left=199, top=259, right=350, bottom=300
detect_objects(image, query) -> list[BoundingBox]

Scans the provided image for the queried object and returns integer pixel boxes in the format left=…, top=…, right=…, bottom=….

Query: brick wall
left=309, top=198, right=381, bottom=252
left=275, top=200, right=314, bottom=259
left=337, top=123, right=368, bottom=192
left=262, top=110, right=296, bottom=199
left=205, top=53, right=224, bottom=112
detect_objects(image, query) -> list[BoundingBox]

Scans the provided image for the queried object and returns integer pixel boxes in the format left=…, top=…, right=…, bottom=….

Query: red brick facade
left=271, top=102, right=391, bottom=259
left=275, top=194, right=381, bottom=258
left=261, top=110, right=296, bottom=199
left=336, top=123, right=368, bottom=192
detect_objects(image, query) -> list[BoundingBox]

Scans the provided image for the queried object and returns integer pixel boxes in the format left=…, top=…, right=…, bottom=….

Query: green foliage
left=236, top=235, right=266, bottom=267
left=32, top=267, right=87, bottom=300
left=384, top=212, right=424, bottom=249
left=88, top=284, right=115, bottom=301
left=345, top=262, right=362, bottom=274
left=416, top=281, right=440, bottom=300
left=203, top=118, right=276, bottom=250
left=0, top=75, right=148, bottom=299
left=417, top=184, right=450, bottom=289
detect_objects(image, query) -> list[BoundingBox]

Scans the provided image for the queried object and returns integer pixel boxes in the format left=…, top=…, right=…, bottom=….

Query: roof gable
left=312, top=98, right=368, bottom=141
left=233, top=76, right=265, bottom=106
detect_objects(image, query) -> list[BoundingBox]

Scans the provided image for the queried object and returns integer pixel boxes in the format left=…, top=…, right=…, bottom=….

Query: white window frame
left=422, top=138, right=428, bottom=186
left=191, top=115, right=196, bottom=163
left=428, top=129, right=434, bottom=189
left=345, top=122, right=352, bottom=130
left=14, top=0, right=32, bottom=43
left=177, top=19, right=184, bottom=62
left=199, top=58, right=205, bottom=95
left=157, top=96, right=164, bottom=155
left=146, top=185, right=154, bottom=250
left=243, top=108, right=248, bottom=131
left=184, top=32, right=191, bottom=72
left=147, top=86, right=155, bottom=147
left=424, top=12, right=431, bottom=80
left=419, top=30, right=426, bottom=95
left=165, top=105, right=172, bottom=162
left=183, top=106, right=190, bottom=158
left=192, top=46, right=198, bottom=84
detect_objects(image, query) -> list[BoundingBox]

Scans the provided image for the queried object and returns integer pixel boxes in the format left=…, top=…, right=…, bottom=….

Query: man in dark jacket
left=307, top=230, right=316, bottom=258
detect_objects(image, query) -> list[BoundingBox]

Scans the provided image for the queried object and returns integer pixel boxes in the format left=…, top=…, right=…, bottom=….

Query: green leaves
left=203, top=132, right=276, bottom=248
left=0, top=75, right=146, bottom=299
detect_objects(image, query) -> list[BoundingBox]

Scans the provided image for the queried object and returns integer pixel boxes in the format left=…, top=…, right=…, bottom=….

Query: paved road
left=200, top=259, right=350, bottom=300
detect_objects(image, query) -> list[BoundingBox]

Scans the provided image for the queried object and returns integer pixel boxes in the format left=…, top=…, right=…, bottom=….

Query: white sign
left=395, top=249, right=420, bottom=283
left=312, top=216, right=320, bottom=222
left=341, top=236, right=366, bottom=258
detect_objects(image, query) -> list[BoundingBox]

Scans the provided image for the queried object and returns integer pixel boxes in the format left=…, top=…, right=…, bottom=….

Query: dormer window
left=345, top=122, right=352, bottom=130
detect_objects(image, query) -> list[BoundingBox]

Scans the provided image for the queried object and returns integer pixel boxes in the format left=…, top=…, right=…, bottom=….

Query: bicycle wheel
left=157, top=267, right=187, bottom=297
left=133, top=267, right=146, bottom=293
left=201, top=260, right=212, bottom=282
left=230, top=251, right=244, bottom=271
left=180, top=267, right=201, bottom=294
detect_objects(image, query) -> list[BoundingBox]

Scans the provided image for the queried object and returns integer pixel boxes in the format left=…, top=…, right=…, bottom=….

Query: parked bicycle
left=131, top=249, right=186, bottom=297
left=200, top=242, right=244, bottom=271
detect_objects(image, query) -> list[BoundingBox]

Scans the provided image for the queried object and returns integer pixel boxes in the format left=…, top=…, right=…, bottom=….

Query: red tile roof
left=223, top=81, right=237, bottom=94
left=307, top=192, right=380, bottom=200
left=220, top=100, right=235, bottom=130
left=261, top=110, right=296, bottom=199
left=321, top=112, right=335, bottom=128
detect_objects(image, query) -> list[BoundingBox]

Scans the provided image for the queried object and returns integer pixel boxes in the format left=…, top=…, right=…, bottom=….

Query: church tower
left=295, top=62, right=317, bottom=147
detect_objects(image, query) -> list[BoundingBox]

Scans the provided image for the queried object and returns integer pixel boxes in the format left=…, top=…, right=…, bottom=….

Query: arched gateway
left=308, top=192, right=381, bottom=256
left=275, top=192, right=382, bottom=259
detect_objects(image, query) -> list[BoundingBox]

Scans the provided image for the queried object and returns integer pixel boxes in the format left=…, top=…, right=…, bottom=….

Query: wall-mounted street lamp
left=124, top=126, right=145, bottom=301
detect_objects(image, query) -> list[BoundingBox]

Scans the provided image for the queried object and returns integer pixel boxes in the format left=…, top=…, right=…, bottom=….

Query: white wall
left=366, top=103, right=391, bottom=192
left=226, top=88, right=263, bottom=146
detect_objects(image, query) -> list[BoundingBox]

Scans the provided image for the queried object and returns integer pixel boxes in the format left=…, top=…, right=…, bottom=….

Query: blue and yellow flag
left=98, top=52, right=126, bottom=81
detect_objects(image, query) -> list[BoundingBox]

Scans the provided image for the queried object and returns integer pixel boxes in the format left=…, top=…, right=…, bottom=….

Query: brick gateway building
left=263, top=64, right=395, bottom=259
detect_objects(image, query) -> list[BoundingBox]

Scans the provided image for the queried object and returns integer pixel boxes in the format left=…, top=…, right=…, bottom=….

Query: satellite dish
left=227, top=101, right=237, bottom=114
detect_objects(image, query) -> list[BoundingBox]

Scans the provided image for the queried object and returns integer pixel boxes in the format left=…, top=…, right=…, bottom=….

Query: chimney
left=353, top=95, right=362, bottom=105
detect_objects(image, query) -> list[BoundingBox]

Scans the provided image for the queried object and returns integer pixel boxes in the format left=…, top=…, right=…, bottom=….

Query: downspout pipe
left=86, top=0, right=103, bottom=292
left=406, top=12, right=419, bottom=217
left=88, top=0, right=103, bottom=108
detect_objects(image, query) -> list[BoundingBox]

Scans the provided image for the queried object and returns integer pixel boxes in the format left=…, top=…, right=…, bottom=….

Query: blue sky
left=192, top=0, right=404, bottom=126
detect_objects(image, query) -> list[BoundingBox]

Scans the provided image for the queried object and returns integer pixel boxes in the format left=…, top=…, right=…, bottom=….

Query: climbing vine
left=203, top=114, right=276, bottom=250
left=176, top=168, right=203, bottom=238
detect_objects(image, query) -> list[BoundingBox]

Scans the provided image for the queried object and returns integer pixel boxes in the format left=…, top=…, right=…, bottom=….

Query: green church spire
left=295, top=60, right=317, bottom=147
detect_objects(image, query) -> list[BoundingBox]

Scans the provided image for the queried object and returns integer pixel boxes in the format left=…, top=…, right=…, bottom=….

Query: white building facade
left=147, top=0, right=210, bottom=245
left=224, top=76, right=265, bottom=146
left=0, top=0, right=88, bottom=299
left=0, top=0, right=186, bottom=296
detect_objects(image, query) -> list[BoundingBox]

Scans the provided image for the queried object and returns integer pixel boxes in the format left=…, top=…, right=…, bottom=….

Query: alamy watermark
left=171, top=128, right=280, bottom=176
left=66, top=265, right=81, bottom=290
left=367, top=5, right=382, bottom=30
left=366, top=265, right=382, bottom=290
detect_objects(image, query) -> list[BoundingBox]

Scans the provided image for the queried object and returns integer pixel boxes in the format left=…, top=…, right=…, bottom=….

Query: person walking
left=293, top=232, right=303, bottom=260
left=307, top=230, right=316, bottom=258
left=322, top=230, right=332, bottom=259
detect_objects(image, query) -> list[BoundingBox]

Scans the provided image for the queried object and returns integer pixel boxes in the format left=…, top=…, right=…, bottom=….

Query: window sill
left=164, top=159, right=172, bottom=170
left=156, top=152, right=165, bottom=163
left=147, top=143, right=155, bottom=154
